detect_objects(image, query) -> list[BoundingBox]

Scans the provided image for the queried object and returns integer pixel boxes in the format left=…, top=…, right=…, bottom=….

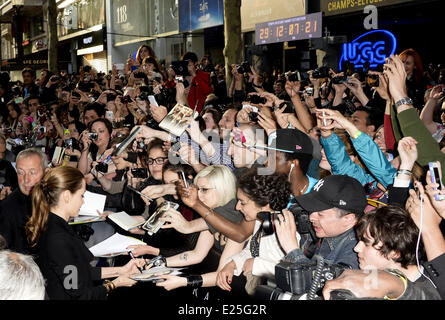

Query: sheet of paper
left=89, top=233, right=145, bottom=257
left=78, top=191, right=106, bottom=216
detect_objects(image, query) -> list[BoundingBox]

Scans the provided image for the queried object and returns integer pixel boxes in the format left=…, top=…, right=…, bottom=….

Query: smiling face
left=235, top=188, right=269, bottom=222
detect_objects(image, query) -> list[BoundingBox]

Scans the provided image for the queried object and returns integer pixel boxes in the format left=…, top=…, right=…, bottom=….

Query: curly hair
left=355, top=205, right=422, bottom=269
left=237, top=168, right=291, bottom=211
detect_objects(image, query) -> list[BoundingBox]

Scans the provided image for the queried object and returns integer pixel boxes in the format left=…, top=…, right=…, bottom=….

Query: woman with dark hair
left=125, top=44, right=157, bottom=74
left=399, top=48, right=427, bottom=110
left=141, top=56, right=163, bottom=81
left=202, top=107, right=221, bottom=134
left=26, top=166, right=143, bottom=300
left=78, top=118, right=113, bottom=176
left=6, top=100, right=22, bottom=133
left=121, top=138, right=169, bottom=216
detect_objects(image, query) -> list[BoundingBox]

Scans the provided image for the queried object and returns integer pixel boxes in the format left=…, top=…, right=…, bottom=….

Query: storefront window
left=57, top=0, right=105, bottom=38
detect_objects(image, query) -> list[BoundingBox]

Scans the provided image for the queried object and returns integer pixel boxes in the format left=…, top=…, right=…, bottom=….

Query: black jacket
left=33, top=213, right=107, bottom=300
left=424, top=253, right=445, bottom=300
left=0, top=189, right=31, bottom=254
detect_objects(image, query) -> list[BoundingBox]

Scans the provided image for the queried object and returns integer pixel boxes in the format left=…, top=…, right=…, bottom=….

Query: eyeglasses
left=147, top=157, right=168, bottom=165
left=197, top=187, right=216, bottom=193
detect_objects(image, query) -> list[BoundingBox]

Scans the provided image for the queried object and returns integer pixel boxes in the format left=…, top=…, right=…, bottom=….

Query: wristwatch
left=394, top=97, right=413, bottom=108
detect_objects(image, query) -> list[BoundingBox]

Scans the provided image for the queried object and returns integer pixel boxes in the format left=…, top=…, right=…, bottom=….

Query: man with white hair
left=0, top=250, right=45, bottom=300
left=0, top=148, right=49, bottom=254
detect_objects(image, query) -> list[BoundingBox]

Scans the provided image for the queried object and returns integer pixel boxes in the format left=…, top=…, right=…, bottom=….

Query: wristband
left=252, top=83, right=263, bottom=88
left=397, top=169, right=412, bottom=176
left=186, top=275, right=203, bottom=288
left=351, top=131, right=362, bottom=139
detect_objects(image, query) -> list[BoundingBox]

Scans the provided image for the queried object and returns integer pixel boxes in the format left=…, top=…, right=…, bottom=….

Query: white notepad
left=78, top=191, right=107, bottom=216
left=89, top=233, right=146, bottom=257
left=108, top=211, right=145, bottom=231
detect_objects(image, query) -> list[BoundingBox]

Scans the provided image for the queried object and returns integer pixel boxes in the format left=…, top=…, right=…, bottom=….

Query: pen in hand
left=128, top=250, right=143, bottom=274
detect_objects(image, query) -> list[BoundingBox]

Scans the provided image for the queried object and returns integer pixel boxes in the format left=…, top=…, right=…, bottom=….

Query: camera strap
left=304, top=237, right=321, bottom=260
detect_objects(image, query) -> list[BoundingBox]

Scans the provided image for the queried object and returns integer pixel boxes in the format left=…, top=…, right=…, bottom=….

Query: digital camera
left=131, top=168, right=148, bottom=178
left=246, top=94, right=267, bottom=104
left=88, top=132, right=98, bottom=141
left=95, top=162, right=108, bottom=173
left=237, top=61, right=251, bottom=74
left=258, top=203, right=312, bottom=237
left=311, top=66, right=330, bottom=79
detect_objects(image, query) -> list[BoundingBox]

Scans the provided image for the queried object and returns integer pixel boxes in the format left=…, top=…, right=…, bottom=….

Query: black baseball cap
left=295, top=175, right=367, bottom=215
left=272, top=129, right=313, bottom=156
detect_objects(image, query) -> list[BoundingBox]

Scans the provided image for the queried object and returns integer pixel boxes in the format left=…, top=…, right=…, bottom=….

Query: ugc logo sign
left=339, top=29, right=397, bottom=70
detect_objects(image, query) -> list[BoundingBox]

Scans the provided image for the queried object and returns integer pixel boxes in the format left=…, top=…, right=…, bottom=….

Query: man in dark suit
left=0, top=148, right=49, bottom=253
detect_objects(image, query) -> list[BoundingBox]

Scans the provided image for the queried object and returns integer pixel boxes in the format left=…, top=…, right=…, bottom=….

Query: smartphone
left=429, top=162, right=445, bottom=201
left=148, top=95, right=158, bottom=107
left=180, top=170, right=188, bottom=189
left=14, top=97, right=24, bottom=104
left=322, top=111, right=327, bottom=126
left=105, top=110, right=114, bottom=121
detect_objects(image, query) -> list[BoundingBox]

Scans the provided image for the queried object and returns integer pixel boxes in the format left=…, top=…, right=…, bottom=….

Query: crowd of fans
left=0, top=43, right=444, bottom=301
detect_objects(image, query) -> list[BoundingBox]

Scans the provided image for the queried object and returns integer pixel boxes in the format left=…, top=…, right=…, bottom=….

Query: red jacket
left=187, top=69, right=213, bottom=113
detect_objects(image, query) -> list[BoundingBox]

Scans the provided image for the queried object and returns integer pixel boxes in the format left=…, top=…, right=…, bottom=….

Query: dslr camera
left=258, top=202, right=313, bottom=237
left=255, top=257, right=350, bottom=300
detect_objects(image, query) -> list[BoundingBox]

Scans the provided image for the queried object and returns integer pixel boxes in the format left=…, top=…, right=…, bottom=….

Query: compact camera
left=248, top=112, right=259, bottom=123
left=237, top=61, right=251, bottom=74
left=246, top=94, right=267, bottom=104
left=175, top=76, right=189, bottom=88
left=131, top=168, right=148, bottom=179
left=88, top=132, right=98, bottom=141
left=95, top=162, right=108, bottom=173
left=311, top=66, right=330, bottom=79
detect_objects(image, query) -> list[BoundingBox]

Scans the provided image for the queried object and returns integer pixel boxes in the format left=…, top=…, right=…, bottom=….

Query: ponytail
left=26, top=180, right=50, bottom=248
left=25, top=166, right=85, bottom=247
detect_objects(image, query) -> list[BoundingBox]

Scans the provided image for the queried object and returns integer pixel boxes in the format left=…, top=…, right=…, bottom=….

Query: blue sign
left=179, top=0, right=224, bottom=32
left=339, top=30, right=397, bottom=70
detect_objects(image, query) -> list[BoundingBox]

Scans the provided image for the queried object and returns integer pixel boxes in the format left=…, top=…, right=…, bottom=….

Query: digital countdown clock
left=255, top=12, right=322, bottom=45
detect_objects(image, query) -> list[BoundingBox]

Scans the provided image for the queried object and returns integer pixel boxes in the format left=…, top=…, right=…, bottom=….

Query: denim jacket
left=283, top=228, right=359, bottom=269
